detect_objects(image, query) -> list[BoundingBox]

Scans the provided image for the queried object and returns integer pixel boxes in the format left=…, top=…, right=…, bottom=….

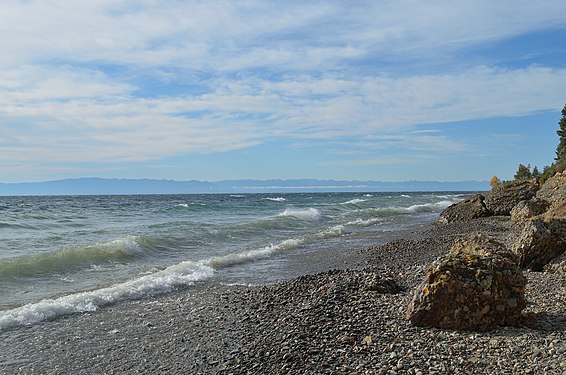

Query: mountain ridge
left=0, top=178, right=489, bottom=196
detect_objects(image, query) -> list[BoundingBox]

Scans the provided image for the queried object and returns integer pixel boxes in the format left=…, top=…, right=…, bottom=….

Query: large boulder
left=484, top=180, right=539, bottom=216
left=437, top=194, right=491, bottom=224
left=513, top=199, right=566, bottom=271
left=536, top=170, right=566, bottom=204
left=510, top=198, right=550, bottom=224
left=406, top=234, right=526, bottom=331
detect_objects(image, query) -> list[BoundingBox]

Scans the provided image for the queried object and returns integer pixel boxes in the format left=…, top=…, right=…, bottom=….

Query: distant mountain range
left=0, top=178, right=489, bottom=196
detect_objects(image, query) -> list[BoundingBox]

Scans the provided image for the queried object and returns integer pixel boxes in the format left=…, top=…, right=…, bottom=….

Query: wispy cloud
left=0, top=1, right=565, bottom=180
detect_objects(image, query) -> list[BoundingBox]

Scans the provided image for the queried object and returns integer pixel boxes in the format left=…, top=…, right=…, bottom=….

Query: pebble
left=0, top=217, right=564, bottom=374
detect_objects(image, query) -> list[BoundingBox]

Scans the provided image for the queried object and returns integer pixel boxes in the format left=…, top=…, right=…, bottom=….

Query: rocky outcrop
left=513, top=199, right=566, bottom=271
left=406, top=234, right=526, bottom=331
left=437, top=194, right=491, bottom=224
left=544, top=252, right=566, bottom=274
left=536, top=170, right=566, bottom=204
left=484, top=180, right=539, bottom=216
left=510, top=198, right=550, bottom=223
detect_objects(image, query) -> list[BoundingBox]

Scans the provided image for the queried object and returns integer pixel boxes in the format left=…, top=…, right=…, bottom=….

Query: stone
left=536, top=170, right=566, bottom=204
left=437, top=194, right=491, bottom=224
left=513, top=199, right=566, bottom=271
left=544, top=252, right=566, bottom=274
left=484, top=180, right=539, bottom=216
left=406, top=234, right=527, bottom=331
left=510, top=198, right=550, bottom=224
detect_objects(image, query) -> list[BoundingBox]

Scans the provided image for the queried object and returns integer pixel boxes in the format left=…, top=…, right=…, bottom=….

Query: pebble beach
left=1, top=216, right=565, bottom=375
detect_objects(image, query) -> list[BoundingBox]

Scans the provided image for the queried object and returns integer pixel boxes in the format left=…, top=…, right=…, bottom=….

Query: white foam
left=104, top=236, right=143, bottom=256
left=341, top=199, right=367, bottom=205
left=401, top=194, right=411, bottom=198
left=404, top=200, right=454, bottom=213
left=209, top=238, right=304, bottom=268
left=263, top=197, right=286, bottom=202
left=0, top=261, right=215, bottom=329
left=277, top=208, right=321, bottom=221
left=177, top=202, right=206, bottom=207
left=363, top=194, right=373, bottom=197
left=346, top=218, right=383, bottom=227
left=314, top=225, right=345, bottom=239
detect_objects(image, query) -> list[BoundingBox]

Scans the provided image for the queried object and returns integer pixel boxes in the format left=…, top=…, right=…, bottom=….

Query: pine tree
left=514, top=164, right=532, bottom=181
left=555, top=104, right=566, bottom=162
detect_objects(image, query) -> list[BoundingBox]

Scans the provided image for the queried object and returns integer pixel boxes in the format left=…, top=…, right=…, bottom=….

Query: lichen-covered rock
left=437, top=194, right=491, bottom=224
left=510, top=198, right=550, bottom=223
left=484, top=180, right=539, bottom=216
left=513, top=199, right=566, bottom=271
left=406, top=234, right=526, bottom=331
left=536, top=170, right=566, bottom=203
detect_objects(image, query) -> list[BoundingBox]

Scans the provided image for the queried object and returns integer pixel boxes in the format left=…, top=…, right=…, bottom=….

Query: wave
left=345, top=218, right=383, bottom=227
left=0, top=219, right=352, bottom=328
left=363, top=194, right=373, bottom=197
left=341, top=199, right=366, bottom=205
left=209, top=238, right=304, bottom=269
left=401, top=194, right=411, bottom=198
left=177, top=203, right=206, bottom=208
left=313, top=225, right=345, bottom=240
left=0, top=260, right=215, bottom=329
left=404, top=200, right=454, bottom=213
left=347, top=199, right=456, bottom=218
left=0, top=235, right=309, bottom=329
left=277, top=208, right=321, bottom=221
left=263, top=197, right=286, bottom=202
left=0, top=237, right=143, bottom=279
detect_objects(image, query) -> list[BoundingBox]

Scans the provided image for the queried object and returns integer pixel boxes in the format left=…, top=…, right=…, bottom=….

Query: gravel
left=1, top=216, right=564, bottom=375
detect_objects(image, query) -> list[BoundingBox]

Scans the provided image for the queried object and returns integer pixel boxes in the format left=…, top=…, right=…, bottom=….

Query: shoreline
left=1, top=216, right=565, bottom=374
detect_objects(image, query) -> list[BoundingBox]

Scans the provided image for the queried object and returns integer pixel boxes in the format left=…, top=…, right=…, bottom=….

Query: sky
left=1, top=1, right=566, bottom=183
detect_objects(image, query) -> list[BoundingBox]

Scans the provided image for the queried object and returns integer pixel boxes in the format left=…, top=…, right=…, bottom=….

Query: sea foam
left=341, top=199, right=366, bottom=205
left=277, top=208, right=321, bottom=221
left=0, top=261, right=215, bottom=329
left=263, top=197, right=286, bottom=202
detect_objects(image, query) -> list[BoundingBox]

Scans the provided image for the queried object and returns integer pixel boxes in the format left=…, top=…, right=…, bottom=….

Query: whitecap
left=263, top=197, right=286, bottom=202
left=277, top=208, right=321, bottom=221
left=341, top=199, right=366, bottom=205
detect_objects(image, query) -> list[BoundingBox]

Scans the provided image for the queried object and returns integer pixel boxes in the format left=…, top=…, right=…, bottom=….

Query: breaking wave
left=263, top=197, right=286, bottom=202
left=277, top=208, right=321, bottom=221
left=341, top=199, right=367, bottom=205
left=0, top=237, right=143, bottom=279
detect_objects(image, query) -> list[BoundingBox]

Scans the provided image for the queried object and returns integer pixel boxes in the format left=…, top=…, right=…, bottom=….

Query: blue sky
left=1, top=1, right=566, bottom=183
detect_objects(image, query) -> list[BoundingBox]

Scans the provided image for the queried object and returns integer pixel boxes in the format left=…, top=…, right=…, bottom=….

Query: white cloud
left=0, top=1, right=565, bottom=179
left=0, top=1, right=564, bottom=69
left=1, top=64, right=565, bottom=164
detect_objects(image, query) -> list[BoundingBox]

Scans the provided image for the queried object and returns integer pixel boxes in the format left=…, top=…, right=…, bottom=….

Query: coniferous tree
left=556, top=104, right=566, bottom=163
left=514, top=163, right=532, bottom=181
